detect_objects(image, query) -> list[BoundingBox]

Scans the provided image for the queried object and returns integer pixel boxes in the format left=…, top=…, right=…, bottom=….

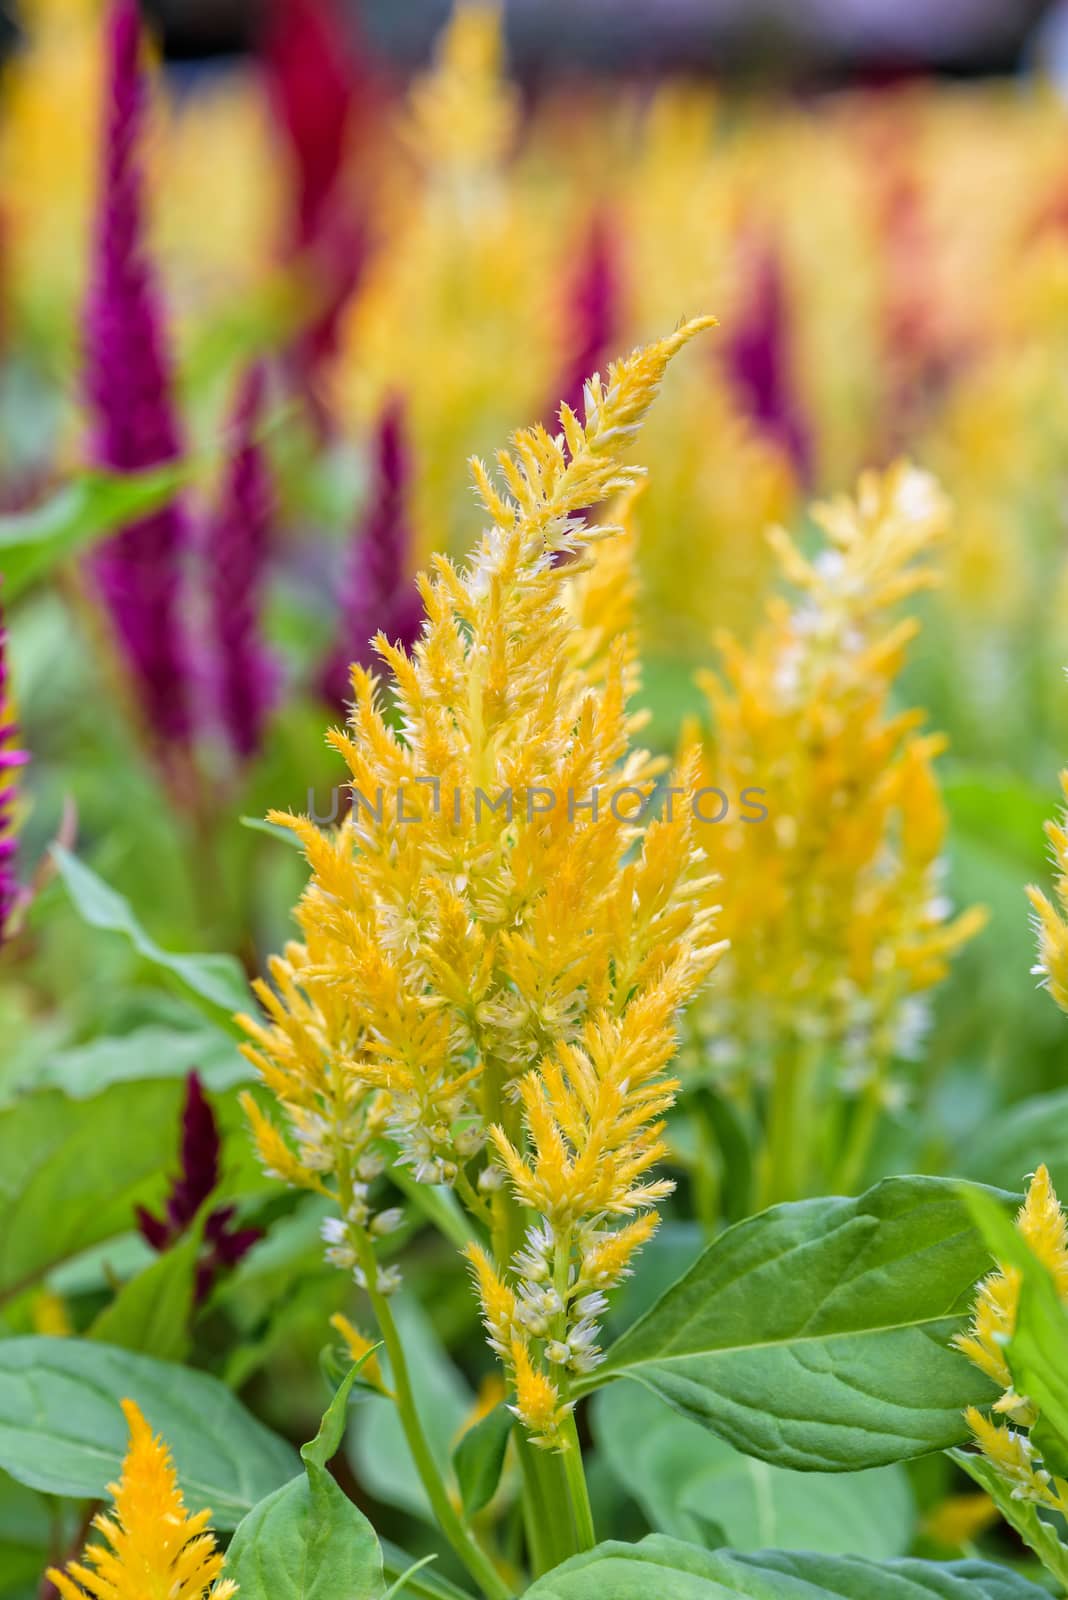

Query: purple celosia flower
left=723, top=226, right=812, bottom=483
left=208, top=365, right=278, bottom=764
left=0, top=592, right=29, bottom=946
left=85, top=0, right=194, bottom=748
left=318, top=396, right=422, bottom=712
left=552, top=210, right=623, bottom=428
left=263, top=0, right=373, bottom=411
left=137, top=1071, right=260, bottom=1302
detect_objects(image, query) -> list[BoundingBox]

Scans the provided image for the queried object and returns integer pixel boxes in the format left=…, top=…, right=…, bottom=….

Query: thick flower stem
left=558, top=1412, right=597, bottom=1551
left=356, top=1238, right=512, bottom=1600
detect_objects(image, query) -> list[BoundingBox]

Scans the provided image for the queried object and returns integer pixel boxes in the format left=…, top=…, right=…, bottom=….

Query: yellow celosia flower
left=956, top=1166, right=1068, bottom=1515
left=955, top=1164, right=1068, bottom=1402
left=46, top=1398, right=235, bottom=1600
left=405, top=2, right=517, bottom=178
left=1027, top=770, right=1068, bottom=1015
left=242, top=319, right=723, bottom=1444
left=690, top=462, right=985, bottom=1197
left=330, top=1312, right=389, bottom=1395
left=31, top=1288, right=72, bottom=1337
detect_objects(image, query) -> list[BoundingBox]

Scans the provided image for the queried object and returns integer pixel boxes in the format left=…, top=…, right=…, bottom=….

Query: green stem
left=558, top=1411, right=596, bottom=1551
left=832, top=1070, right=884, bottom=1196
left=514, top=1433, right=567, bottom=1577
left=354, top=1233, right=511, bottom=1600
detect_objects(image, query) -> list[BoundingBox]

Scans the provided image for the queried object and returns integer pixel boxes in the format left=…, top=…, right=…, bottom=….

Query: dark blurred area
left=133, top=0, right=1059, bottom=79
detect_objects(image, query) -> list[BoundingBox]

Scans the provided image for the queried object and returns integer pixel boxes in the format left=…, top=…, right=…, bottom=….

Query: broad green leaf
left=349, top=1298, right=472, bottom=1522
left=227, top=1364, right=384, bottom=1599
left=584, top=1178, right=999, bottom=1471
left=0, top=1081, right=182, bottom=1302
left=20, top=1024, right=251, bottom=1099
left=52, top=847, right=250, bottom=1022
left=593, top=1383, right=914, bottom=1556
left=88, top=1226, right=201, bottom=1362
left=960, top=1090, right=1068, bottom=1198
left=0, top=463, right=190, bottom=600
left=0, top=1337, right=299, bottom=1527
left=962, top=1185, right=1068, bottom=1479
left=952, top=1448, right=1068, bottom=1590
left=523, top=1534, right=1049, bottom=1599
left=452, top=1404, right=512, bottom=1517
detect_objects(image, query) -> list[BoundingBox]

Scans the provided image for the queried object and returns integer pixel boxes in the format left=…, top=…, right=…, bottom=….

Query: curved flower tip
left=46, top=1398, right=236, bottom=1600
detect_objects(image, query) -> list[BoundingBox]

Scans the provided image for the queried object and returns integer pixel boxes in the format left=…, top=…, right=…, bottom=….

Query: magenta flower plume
left=723, top=226, right=811, bottom=482
left=318, top=396, right=422, bottom=712
left=264, top=0, right=372, bottom=392
left=84, top=0, right=194, bottom=747
left=552, top=210, right=623, bottom=427
left=0, top=593, right=29, bottom=947
left=209, top=365, right=278, bottom=764
left=136, top=1071, right=260, bottom=1302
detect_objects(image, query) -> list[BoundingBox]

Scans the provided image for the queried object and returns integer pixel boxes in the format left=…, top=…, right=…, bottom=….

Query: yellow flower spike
left=31, top=1288, right=72, bottom=1337
left=509, top=1340, right=572, bottom=1451
left=46, top=1398, right=236, bottom=1600
left=693, top=461, right=982, bottom=1103
left=957, top=1167, right=1068, bottom=1513
left=330, top=1314, right=389, bottom=1396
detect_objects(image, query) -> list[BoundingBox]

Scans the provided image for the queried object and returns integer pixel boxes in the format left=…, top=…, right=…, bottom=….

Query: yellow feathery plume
left=691, top=462, right=984, bottom=1199
left=243, top=320, right=721, bottom=1438
left=957, top=1167, right=1068, bottom=1514
left=509, top=1340, right=572, bottom=1451
left=405, top=1, right=517, bottom=176
left=330, top=1313, right=388, bottom=1395
left=1028, top=769, right=1068, bottom=1015
left=46, top=1399, right=235, bottom=1600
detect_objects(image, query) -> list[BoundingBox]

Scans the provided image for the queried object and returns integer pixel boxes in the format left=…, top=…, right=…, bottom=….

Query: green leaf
left=960, top=1090, right=1068, bottom=1198
left=452, top=1404, right=512, bottom=1517
left=0, top=1080, right=183, bottom=1302
left=593, top=1383, right=914, bottom=1555
left=88, top=1225, right=202, bottom=1362
left=584, top=1177, right=999, bottom=1471
left=52, top=847, right=250, bottom=1022
left=0, top=1469, right=58, bottom=1598
left=523, top=1535, right=1049, bottom=1598
left=962, top=1184, right=1068, bottom=1479
left=0, top=462, right=191, bottom=600
left=952, top=1448, right=1068, bottom=1590
left=17, top=1024, right=251, bottom=1099
left=227, top=1363, right=385, bottom=1599
left=0, top=1337, right=299, bottom=1527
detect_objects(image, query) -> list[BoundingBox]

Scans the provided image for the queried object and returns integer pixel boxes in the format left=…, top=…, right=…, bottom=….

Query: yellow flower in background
left=46, top=1398, right=236, bottom=1600
left=1028, top=769, right=1068, bottom=1015
left=691, top=463, right=985, bottom=1199
left=956, top=1166, right=1068, bottom=1514
left=242, top=321, right=724, bottom=1445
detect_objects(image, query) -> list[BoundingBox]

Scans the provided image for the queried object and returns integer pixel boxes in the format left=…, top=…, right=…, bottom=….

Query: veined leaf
left=583, top=1178, right=999, bottom=1471
left=593, top=1382, right=914, bottom=1555
left=0, top=463, right=192, bottom=600
left=227, top=1363, right=385, bottom=1599
left=0, top=1337, right=299, bottom=1527
left=52, top=847, right=250, bottom=1023
left=523, top=1536, right=1047, bottom=1599
left=0, top=1080, right=182, bottom=1302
